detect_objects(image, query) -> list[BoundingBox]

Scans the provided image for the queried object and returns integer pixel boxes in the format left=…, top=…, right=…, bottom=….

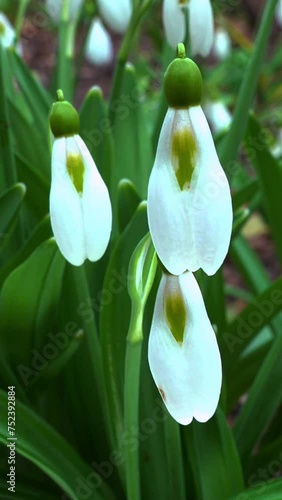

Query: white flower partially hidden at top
left=45, top=0, right=83, bottom=24
left=147, top=47, right=232, bottom=276
left=276, top=0, right=282, bottom=27
left=149, top=271, right=222, bottom=425
left=0, top=12, right=22, bottom=54
left=204, top=101, right=232, bottom=136
left=49, top=92, right=112, bottom=266
left=85, top=18, right=113, bottom=66
left=163, top=0, right=214, bottom=57
left=96, top=0, right=132, bottom=34
left=211, top=28, right=232, bottom=61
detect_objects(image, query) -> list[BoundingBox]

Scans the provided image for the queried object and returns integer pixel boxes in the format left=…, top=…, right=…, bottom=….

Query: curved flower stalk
left=148, top=271, right=222, bottom=425
left=0, top=12, right=22, bottom=54
left=49, top=91, right=112, bottom=266
left=85, top=18, right=113, bottom=66
left=162, top=0, right=214, bottom=57
left=45, top=0, right=83, bottom=24
left=96, top=0, right=133, bottom=34
left=204, top=101, right=232, bottom=135
left=148, top=46, right=233, bottom=276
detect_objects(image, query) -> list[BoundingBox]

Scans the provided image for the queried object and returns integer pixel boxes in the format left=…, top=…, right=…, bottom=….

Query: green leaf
left=244, top=113, right=282, bottom=265
left=230, top=477, right=282, bottom=499
left=0, top=183, right=26, bottom=248
left=0, top=238, right=65, bottom=372
left=117, top=179, right=141, bottom=232
left=0, top=390, right=113, bottom=500
left=183, top=408, right=244, bottom=500
left=80, top=85, right=114, bottom=192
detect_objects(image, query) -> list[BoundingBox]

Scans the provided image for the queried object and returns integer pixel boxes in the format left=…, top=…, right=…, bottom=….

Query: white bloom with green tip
left=0, top=12, right=21, bottom=53
left=162, top=0, right=214, bottom=57
left=148, top=106, right=232, bottom=276
left=96, top=0, right=132, bottom=34
left=148, top=271, right=222, bottom=425
left=50, top=135, right=112, bottom=266
left=85, top=18, right=113, bottom=66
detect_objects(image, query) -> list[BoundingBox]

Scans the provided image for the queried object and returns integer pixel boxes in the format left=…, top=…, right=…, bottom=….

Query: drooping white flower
left=50, top=135, right=112, bottom=266
left=148, top=106, right=232, bottom=276
left=96, top=0, right=132, bottom=34
left=85, top=18, right=113, bottom=66
left=276, top=0, right=282, bottom=27
left=45, top=0, right=83, bottom=24
left=149, top=271, right=222, bottom=425
left=0, top=12, right=21, bottom=54
left=162, top=0, right=214, bottom=57
left=211, top=28, right=231, bottom=60
left=204, top=101, right=232, bottom=135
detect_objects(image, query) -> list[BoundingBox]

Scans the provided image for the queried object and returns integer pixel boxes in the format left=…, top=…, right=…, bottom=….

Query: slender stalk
left=57, top=0, right=76, bottom=101
left=108, top=0, right=153, bottom=125
left=219, top=0, right=279, bottom=168
left=123, top=305, right=143, bottom=500
left=15, top=0, right=30, bottom=46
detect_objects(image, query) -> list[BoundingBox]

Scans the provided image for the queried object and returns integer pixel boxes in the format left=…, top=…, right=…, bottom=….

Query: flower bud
left=164, top=44, right=203, bottom=108
left=49, top=90, right=80, bottom=138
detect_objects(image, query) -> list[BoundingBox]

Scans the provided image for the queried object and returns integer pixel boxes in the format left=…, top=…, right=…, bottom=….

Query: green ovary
left=164, top=283, right=187, bottom=345
left=171, top=128, right=197, bottom=190
left=66, top=153, right=85, bottom=193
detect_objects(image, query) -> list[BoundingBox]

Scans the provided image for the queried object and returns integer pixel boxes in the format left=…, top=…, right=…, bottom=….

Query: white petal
left=85, top=18, right=113, bottom=66
left=148, top=272, right=222, bottom=425
left=212, top=28, right=231, bottom=60
left=0, top=12, right=16, bottom=49
left=74, top=136, right=112, bottom=262
left=188, top=106, right=233, bottom=275
left=148, top=109, right=198, bottom=276
left=189, top=0, right=214, bottom=57
left=96, top=0, right=132, bottom=34
left=50, top=138, right=86, bottom=266
left=162, top=0, right=186, bottom=49
left=204, top=101, right=232, bottom=135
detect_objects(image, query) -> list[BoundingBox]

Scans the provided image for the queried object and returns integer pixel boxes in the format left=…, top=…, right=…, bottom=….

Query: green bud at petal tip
left=66, top=153, right=85, bottom=193
left=177, top=43, right=186, bottom=59
left=164, top=281, right=186, bottom=345
left=164, top=45, right=203, bottom=108
left=49, top=90, right=80, bottom=138
left=172, top=127, right=197, bottom=190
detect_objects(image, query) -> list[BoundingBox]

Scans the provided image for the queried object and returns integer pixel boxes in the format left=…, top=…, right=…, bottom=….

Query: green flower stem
left=57, top=0, right=76, bottom=102
left=219, top=0, right=278, bottom=169
left=123, top=304, right=143, bottom=500
left=108, top=0, right=153, bottom=126
left=164, top=417, right=186, bottom=500
left=15, top=0, right=30, bottom=46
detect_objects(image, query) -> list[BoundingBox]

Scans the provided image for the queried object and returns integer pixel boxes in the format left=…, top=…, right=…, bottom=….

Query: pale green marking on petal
left=171, top=127, right=197, bottom=190
left=66, top=153, right=85, bottom=193
left=164, top=279, right=187, bottom=345
left=0, top=23, right=5, bottom=36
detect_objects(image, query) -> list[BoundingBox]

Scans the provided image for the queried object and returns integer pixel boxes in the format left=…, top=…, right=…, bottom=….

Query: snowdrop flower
left=148, top=45, right=232, bottom=276
left=163, top=0, right=214, bottom=57
left=204, top=101, right=232, bottom=135
left=96, top=0, right=132, bottom=34
left=49, top=91, right=112, bottom=266
left=211, top=28, right=231, bottom=60
left=45, top=0, right=83, bottom=24
left=149, top=271, right=221, bottom=425
left=276, top=0, right=282, bottom=27
left=0, top=12, right=21, bottom=54
left=85, top=18, right=113, bottom=66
